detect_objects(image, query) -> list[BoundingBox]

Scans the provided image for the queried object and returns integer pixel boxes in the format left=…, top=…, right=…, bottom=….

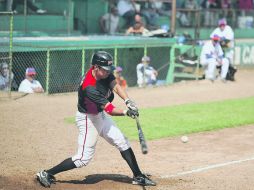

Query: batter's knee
left=115, top=137, right=131, bottom=152
left=72, top=156, right=92, bottom=168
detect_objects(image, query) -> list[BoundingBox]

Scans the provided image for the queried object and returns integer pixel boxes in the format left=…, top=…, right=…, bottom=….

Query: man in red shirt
left=36, top=51, right=156, bottom=187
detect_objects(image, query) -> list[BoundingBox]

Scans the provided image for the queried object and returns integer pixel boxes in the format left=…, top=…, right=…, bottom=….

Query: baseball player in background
left=210, top=18, right=234, bottom=66
left=36, top=51, right=156, bottom=187
left=200, top=34, right=229, bottom=82
left=136, top=56, right=158, bottom=87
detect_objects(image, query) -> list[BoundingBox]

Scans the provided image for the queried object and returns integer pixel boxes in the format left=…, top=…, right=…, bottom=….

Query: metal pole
left=67, top=0, right=71, bottom=35
left=24, top=0, right=27, bottom=33
left=81, top=49, right=85, bottom=76
left=144, top=46, right=147, bottom=56
left=170, top=0, right=176, bottom=35
left=8, top=13, right=14, bottom=98
left=114, top=48, right=118, bottom=66
left=46, top=49, right=50, bottom=94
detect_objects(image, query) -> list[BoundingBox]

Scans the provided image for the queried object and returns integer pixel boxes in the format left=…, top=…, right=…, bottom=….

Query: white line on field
left=161, top=156, right=254, bottom=179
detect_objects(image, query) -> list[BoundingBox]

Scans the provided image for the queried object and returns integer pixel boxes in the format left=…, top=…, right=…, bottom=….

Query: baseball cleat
left=132, top=174, right=156, bottom=186
left=36, top=170, right=55, bottom=188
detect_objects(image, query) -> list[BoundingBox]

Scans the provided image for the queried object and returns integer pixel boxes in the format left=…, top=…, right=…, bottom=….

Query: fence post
left=144, top=45, right=147, bottom=56
left=46, top=48, right=50, bottom=94
left=114, top=48, right=118, bottom=66
left=166, top=45, right=175, bottom=84
left=82, top=48, right=85, bottom=76
left=8, top=13, right=13, bottom=98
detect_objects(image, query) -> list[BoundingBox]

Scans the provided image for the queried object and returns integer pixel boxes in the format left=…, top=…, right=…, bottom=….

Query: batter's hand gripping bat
left=135, top=116, right=148, bottom=154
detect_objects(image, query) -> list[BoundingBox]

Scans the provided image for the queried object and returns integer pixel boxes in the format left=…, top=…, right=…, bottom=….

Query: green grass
left=65, top=96, right=254, bottom=140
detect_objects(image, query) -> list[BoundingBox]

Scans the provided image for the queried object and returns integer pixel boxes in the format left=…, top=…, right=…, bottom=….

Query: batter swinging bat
left=135, top=116, right=148, bottom=154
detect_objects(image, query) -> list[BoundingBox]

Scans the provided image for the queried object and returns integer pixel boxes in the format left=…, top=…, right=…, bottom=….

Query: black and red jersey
left=78, top=67, right=115, bottom=114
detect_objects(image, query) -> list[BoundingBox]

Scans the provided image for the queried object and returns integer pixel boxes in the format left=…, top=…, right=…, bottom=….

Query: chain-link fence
left=0, top=12, right=13, bottom=98
left=8, top=43, right=172, bottom=95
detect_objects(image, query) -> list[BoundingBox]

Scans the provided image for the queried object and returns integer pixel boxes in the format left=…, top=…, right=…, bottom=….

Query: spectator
left=136, top=56, right=158, bottom=87
left=18, top=67, right=44, bottom=93
left=100, top=6, right=120, bottom=34
left=182, top=0, right=199, bottom=26
left=117, top=0, right=136, bottom=29
left=200, top=34, right=229, bottom=82
left=6, top=0, right=47, bottom=14
left=139, top=0, right=159, bottom=29
left=210, top=18, right=234, bottom=65
left=220, top=0, right=232, bottom=18
left=126, top=14, right=149, bottom=35
left=0, top=62, right=17, bottom=91
left=114, top=66, right=128, bottom=90
left=201, top=0, right=221, bottom=27
left=237, top=0, right=253, bottom=16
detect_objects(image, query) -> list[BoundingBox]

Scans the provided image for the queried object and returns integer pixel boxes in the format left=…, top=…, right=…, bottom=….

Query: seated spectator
left=117, top=0, right=136, bottom=29
left=238, top=0, right=253, bottom=16
left=182, top=0, right=199, bottom=26
left=114, top=66, right=128, bottom=90
left=18, top=67, right=44, bottom=93
left=201, top=0, right=221, bottom=27
left=136, top=56, right=158, bottom=87
left=126, top=14, right=149, bottom=35
left=100, top=6, right=120, bottom=35
left=200, top=35, right=229, bottom=82
left=6, top=0, right=47, bottom=14
left=139, top=1, right=159, bottom=29
left=0, top=62, right=17, bottom=91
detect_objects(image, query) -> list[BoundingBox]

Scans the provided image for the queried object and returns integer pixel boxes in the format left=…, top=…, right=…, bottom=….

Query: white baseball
left=181, top=135, right=188, bottom=143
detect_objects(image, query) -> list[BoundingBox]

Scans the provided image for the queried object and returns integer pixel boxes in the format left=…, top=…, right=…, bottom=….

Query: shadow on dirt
left=57, top=174, right=133, bottom=185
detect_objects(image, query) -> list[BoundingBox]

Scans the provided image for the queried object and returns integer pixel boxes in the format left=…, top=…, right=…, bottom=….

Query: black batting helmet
left=92, top=51, right=115, bottom=72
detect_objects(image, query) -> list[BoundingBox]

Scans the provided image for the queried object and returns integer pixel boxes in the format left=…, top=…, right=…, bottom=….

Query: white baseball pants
left=72, top=111, right=130, bottom=168
left=201, top=58, right=229, bottom=80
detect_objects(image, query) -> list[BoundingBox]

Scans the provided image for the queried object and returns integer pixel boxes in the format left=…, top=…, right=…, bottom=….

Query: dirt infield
left=1, top=69, right=254, bottom=190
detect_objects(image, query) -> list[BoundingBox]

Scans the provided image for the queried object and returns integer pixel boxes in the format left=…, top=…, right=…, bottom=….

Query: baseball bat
left=135, top=116, right=148, bottom=154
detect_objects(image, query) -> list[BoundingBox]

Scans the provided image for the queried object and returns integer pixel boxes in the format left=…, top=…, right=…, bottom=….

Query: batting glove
left=124, top=109, right=139, bottom=119
left=125, top=99, right=138, bottom=111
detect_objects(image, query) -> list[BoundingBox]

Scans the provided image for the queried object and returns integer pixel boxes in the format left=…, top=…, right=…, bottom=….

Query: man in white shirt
left=18, top=67, right=44, bottom=93
left=117, top=0, right=136, bottom=28
left=200, top=35, right=229, bottom=82
left=136, top=56, right=158, bottom=87
left=210, top=18, right=234, bottom=65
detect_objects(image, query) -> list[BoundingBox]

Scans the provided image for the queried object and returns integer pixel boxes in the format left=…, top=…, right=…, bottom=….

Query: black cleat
left=36, top=170, right=56, bottom=188
left=132, top=174, right=156, bottom=186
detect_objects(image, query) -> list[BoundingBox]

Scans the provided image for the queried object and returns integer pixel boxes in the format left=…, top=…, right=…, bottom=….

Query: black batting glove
left=125, top=99, right=138, bottom=111
left=124, top=109, right=139, bottom=119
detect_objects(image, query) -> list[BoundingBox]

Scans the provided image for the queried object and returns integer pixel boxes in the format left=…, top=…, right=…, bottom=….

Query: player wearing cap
left=200, top=35, right=229, bottom=82
left=36, top=51, right=156, bottom=188
left=136, top=56, right=158, bottom=87
left=210, top=18, right=234, bottom=65
left=18, top=67, right=44, bottom=93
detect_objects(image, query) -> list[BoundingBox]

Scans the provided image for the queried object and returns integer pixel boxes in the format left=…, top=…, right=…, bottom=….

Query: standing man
left=100, top=6, right=120, bottom=35
left=200, top=35, right=229, bottom=82
left=36, top=51, right=156, bottom=187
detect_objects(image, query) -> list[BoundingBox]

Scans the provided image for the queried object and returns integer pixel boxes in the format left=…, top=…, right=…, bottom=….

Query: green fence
left=7, top=43, right=172, bottom=94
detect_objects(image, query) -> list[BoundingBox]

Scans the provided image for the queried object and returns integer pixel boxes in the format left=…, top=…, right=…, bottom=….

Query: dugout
left=1, top=36, right=175, bottom=94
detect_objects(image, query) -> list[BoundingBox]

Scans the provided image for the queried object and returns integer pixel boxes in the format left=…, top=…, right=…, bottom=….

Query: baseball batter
left=36, top=51, right=156, bottom=187
left=200, top=34, right=229, bottom=81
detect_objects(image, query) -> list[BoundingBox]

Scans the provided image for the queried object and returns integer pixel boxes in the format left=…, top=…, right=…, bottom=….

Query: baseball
left=181, top=135, right=188, bottom=143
